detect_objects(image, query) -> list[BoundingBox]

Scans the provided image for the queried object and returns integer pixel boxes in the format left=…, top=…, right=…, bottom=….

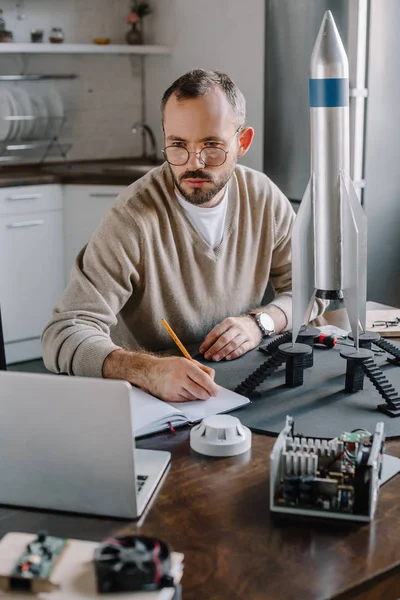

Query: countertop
left=0, top=157, right=163, bottom=188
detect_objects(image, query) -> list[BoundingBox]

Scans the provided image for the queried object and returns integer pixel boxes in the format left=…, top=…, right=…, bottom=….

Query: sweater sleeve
left=41, top=204, right=142, bottom=377
left=267, top=182, right=327, bottom=328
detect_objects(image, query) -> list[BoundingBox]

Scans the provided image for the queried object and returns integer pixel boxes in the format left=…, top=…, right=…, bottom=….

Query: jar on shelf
left=30, top=29, right=44, bottom=43
left=49, top=27, right=64, bottom=43
left=0, top=9, right=13, bottom=42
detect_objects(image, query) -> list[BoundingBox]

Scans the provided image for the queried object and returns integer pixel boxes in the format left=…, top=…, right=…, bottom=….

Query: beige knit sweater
left=42, top=163, right=323, bottom=377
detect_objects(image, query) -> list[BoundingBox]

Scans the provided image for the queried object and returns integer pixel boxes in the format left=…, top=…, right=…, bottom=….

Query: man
left=42, top=69, right=325, bottom=403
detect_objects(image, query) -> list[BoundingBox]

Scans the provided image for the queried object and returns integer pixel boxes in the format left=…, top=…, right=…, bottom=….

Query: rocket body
left=310, top=11, right=349, bottom=296
left=291, top=11, right=367, bottom=346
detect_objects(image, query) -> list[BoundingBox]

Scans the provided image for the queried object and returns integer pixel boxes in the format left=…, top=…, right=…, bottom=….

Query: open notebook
left=131, top=385, right=250, bottom=438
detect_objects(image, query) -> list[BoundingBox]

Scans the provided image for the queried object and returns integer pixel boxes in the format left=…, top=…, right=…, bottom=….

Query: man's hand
left=103, top=349, right=218, bottom=403
left=199, top=316, right=262, bottom=361
left=146, top=357, right=218, bottom=402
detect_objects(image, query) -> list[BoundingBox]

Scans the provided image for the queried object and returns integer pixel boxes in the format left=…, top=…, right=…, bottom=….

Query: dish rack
left=0, top=117, right=71, bottom=165
left=0, top=73, right=76, bottom=166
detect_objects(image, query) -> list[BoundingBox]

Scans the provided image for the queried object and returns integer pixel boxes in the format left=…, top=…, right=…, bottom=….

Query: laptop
left=0, top=371, right=171, bottom=519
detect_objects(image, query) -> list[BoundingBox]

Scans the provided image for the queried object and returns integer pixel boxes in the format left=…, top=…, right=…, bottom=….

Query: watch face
left=259, top=312, right=275, bottom=333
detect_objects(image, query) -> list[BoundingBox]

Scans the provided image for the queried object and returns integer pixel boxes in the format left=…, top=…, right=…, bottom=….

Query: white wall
left=145, top=0, right=265, bottom=171
left=0, top=0, right=265, bottom=169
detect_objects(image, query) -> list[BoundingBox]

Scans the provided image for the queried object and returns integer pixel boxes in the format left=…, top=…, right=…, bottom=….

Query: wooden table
left=0, top=307, right=399, bottom=600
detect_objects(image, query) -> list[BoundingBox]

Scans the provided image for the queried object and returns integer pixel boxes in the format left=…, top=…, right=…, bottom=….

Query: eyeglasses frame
left=162, top=126, right=243, bottom=167
left=372, top=317, right=400, bottom=328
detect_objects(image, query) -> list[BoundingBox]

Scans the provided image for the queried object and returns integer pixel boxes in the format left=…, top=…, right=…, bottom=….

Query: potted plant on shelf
left=126, top=0, right=151, bottom=45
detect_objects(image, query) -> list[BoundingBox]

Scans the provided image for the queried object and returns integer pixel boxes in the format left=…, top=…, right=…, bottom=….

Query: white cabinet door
left=0, top=209, right=64, bottom=344
left=63, top=185, right=124, bottom=283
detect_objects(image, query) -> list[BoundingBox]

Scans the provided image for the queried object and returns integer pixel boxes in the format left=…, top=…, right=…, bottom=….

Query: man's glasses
left=372, top=317, right=400, bottom=328
left=162, top=127, right=242, bottom=167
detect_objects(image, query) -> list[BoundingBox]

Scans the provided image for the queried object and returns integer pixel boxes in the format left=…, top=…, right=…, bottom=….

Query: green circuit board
left=8, top=534, right=68, bottom=590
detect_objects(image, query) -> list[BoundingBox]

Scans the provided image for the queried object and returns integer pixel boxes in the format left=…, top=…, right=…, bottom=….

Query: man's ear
left=237, top=127, right=255, bottom=157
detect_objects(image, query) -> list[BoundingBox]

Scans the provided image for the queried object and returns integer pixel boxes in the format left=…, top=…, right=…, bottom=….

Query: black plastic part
left=340, top=348, right=373, bottom=393
left=359, top=357, right=400, bottom=417
left=339, top=348, right=374, bottom=361
left=234, top=350, right=287, bottom=396
left=258, top=330, right=292, bottom=356
left=279, top=343, right=312, bottom=387
left=374, top=337, right=400, bottom=365
left=9, top=578, right=31, bottom=591
left=297, top=327, right=320, bottom=368
left=347, top=331, right=380, bottom=350
left=94, top=535, right=172, bottom=594
left=345, top=360, right=365, bottom=392
left=353, top=465, right=371, bottom=515
left=315, top=289, right=343, bottom=300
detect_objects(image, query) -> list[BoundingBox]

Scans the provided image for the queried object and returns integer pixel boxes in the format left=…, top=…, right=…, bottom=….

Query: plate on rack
left=4, top=88, right=21, bottom=140
left=29, top=94, right=48, bottom=139
left=11, top=87, right=34, bottom=139
left=0, top=89, right=13, bottom=142
left=43, top=88, right=64, bottom=137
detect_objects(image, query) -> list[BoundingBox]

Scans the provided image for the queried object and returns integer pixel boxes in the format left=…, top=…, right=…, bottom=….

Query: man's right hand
left=103, top=349, right=218, bottom=403
left=146, top=356, right=218, bottom=402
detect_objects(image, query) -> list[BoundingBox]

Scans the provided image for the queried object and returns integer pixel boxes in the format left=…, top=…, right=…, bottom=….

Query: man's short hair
left=161, top=68, right=246, bottom=127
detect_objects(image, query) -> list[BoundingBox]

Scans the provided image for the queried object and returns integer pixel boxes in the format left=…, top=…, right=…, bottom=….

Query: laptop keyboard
left=136, top=474, right=148, bottom=493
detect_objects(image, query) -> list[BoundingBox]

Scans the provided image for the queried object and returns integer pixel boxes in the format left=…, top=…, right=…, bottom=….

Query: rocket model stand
left=296, top=326, right=320, bottom=368
left=236, top=11, right=400, bottom=416
left=235, top=327, right=318, bottom=397
left=340, top=332, right=400, bottom=417
left=348, top=331, right=400, bottom=365
left=339, top=331, right=400, bottom=415
left=278, top=343, right=312, bottom=387
left=340, top=347, right=374, bottom=393
left=253, top=10, right=400, bottom=419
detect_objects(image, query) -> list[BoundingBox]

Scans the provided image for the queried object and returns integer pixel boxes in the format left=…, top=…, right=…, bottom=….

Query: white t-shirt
left=175, top=188, right=228, bottom=249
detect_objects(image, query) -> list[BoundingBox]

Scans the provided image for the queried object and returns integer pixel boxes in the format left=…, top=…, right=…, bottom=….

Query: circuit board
left=270, top=416, right=385, bottom=521
left=0, top=533, right=68, bottom=593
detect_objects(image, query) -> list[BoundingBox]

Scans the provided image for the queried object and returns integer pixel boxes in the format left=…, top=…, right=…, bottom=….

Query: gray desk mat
left=197, top=341, right=400, bottom=439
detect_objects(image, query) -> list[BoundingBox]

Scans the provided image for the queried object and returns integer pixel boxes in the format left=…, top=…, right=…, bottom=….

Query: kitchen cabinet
left=0, top=184, right=64, bottom=363
left=63, top=185, right=125, bottom=283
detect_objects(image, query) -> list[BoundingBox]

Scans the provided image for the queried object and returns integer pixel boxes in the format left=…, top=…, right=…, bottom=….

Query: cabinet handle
left=7, top=219, right=45, bottom=228
left=6, top=193, right=43, bottom=201
left=89, top=193, right=118, bottom=198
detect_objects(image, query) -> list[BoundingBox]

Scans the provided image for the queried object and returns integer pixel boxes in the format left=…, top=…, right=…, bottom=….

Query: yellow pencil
left=161, top=319, right=194, bottom=362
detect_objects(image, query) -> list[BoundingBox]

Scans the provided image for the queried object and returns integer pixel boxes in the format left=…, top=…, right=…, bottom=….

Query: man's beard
left=169, top=162, right=236, bottom=206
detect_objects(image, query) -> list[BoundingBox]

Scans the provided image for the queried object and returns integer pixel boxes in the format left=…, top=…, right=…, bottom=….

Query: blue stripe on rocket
left=309, top=78, right=349, bottom=107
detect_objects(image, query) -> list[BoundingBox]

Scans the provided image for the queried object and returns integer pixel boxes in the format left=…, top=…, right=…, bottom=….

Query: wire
left=350, top=428, right=372, bottom=436
left=152, top=542, right=162, bottom=585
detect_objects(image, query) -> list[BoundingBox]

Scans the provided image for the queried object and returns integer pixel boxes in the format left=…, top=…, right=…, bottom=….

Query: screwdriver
left=315, top=334, right=337, bottom=348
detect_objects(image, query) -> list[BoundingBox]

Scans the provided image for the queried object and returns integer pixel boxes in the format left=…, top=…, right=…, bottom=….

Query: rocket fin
left=291, top=175, right=315, bottom=345
left=348, top=178, right=367, bottom=332
left=341, top=173, right=367, bottom=348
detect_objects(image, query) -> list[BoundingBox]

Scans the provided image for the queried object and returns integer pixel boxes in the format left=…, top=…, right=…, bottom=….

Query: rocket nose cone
left=324, top=10, right=335, bottom=24
left=311, top=10, right=348, bottom=79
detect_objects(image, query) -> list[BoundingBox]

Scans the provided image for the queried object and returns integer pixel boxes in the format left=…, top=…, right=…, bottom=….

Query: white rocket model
left=291, top=10, right=367, bottom=349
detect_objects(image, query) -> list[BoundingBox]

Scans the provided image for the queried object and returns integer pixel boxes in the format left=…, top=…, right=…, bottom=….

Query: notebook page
left=130, top=387, right=185, bottom=436
left=168, top=385, right=250, bottom=422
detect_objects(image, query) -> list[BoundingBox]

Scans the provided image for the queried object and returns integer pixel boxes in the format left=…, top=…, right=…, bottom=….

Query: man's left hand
left=199, top=316, right=262, bottom=361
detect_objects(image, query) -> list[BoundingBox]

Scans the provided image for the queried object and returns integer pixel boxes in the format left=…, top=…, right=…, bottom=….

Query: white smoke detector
left=190, top=414, right=252, bottom=457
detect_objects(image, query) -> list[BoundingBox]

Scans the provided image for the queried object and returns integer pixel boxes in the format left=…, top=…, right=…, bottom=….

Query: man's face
left=163, top=88, right=240, bottom=206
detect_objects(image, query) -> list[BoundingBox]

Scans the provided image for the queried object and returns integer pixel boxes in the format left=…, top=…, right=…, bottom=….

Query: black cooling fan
left=93, top=535, right=174, bottom=593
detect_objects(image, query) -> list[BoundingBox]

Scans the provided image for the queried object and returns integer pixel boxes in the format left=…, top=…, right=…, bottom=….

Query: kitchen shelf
left=0, top=75, right=77, bottom=81
left=0, top=43, right=171, bottom=55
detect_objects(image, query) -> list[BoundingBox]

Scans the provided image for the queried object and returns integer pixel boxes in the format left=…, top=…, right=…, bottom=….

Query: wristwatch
left=249, top=311, right=275, bottom=337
